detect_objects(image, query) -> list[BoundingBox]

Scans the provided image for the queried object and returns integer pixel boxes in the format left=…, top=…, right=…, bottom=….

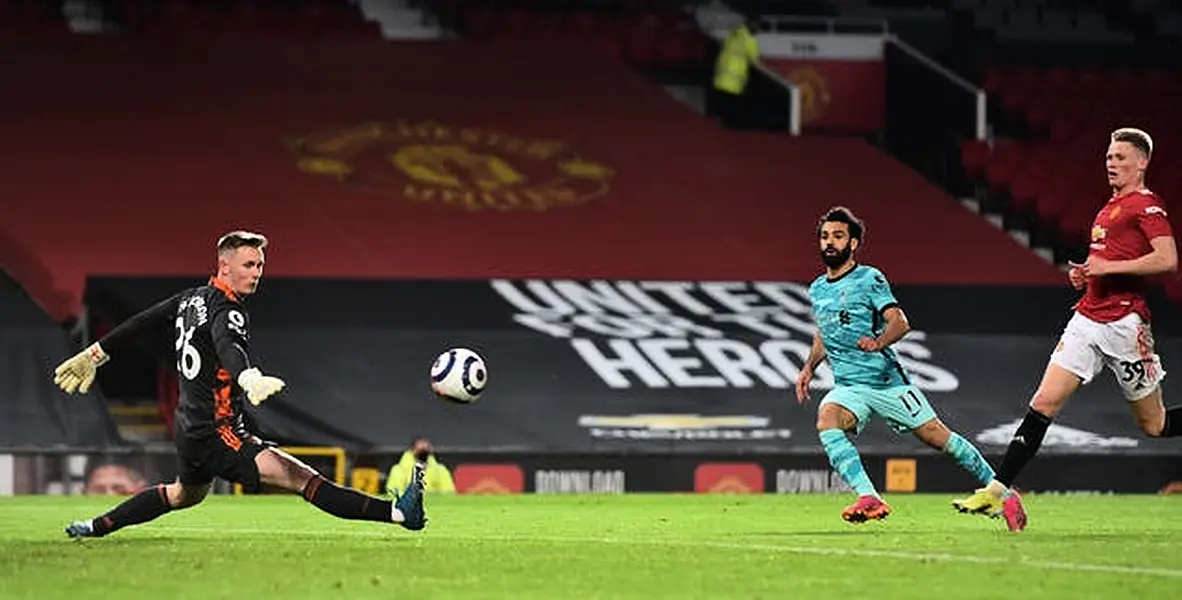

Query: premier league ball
left=430, top=347, right=488, bottom=403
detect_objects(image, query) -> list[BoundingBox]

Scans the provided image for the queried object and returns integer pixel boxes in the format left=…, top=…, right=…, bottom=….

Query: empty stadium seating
left=962, top=65, right=1182, bottom=240
left=960, top=63, right=1182, bottom=303
left=965, top=3, right=1132, bottom=43
left=0, top=0, right=70, bottom=35
left=826, top=0, right=1182, bottom=51
left=102, top=0, right=381, bottom=39
left=429, top=0, right=710, bottom=68
left=0, top=32, right=1065, bottom=322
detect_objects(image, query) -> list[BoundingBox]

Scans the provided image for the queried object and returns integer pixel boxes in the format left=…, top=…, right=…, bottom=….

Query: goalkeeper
left=56, top=231, right=426, bottom=539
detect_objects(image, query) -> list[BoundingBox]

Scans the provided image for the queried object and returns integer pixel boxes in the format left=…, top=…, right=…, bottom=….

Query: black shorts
left=175, top=427, right=271, bottom=493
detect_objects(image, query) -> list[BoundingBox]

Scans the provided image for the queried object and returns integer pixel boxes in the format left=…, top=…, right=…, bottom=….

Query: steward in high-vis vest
left=711, top=17, right=762, bottom=128
left=713, top=20, right=760, bottom=95
left=386, top=437, right=456, bottom=497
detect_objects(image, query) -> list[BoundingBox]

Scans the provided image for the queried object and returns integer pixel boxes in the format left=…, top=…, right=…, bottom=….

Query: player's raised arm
left=53, top=293, right=181, bottom=395
left=211, top=305, right=285, bottom=406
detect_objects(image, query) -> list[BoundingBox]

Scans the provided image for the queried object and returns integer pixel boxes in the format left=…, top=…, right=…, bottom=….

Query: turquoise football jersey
left=808, top=264, right=911, bottom=388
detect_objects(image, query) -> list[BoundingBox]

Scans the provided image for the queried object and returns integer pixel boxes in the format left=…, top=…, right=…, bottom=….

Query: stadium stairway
left=354, top=0, right=448, bottom=41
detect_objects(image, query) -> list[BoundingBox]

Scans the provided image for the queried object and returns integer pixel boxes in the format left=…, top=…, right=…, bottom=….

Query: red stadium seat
left=1043, top=67, right=1072, bottom=94
left=980, top=139, right=1025, bottom=191
left=567, top=12, right=600, bottom=38
left=967, top=62, right=1182, bottom=257
left=1035, top=182, right=1076, bottom=226
left=625, top=29, right=660, bottom=66
left=1073, top=68, right=1105, bottom=94
left=1048, top=114, right=1083, bottom=142
left=1059, top=203, right=1097, bottom=248
left=1024, top=93, right=1061, bottom=133
left=1008, top=171, right=1046, bottom=214
left=980, top=66, right=1006, bottom=94
left=1108, top=68, right=1139, bottom=90
left=960, top=140, right=990, bottom=179
left=461, top=8, right=494, bottom=35
left=590, top=32, right=624, bottom=61
left=998, top=67, right=1040, bottom=113
left=1141, top=70, right=1181, bottom=97
left=445, top=4, right=707, bottom=69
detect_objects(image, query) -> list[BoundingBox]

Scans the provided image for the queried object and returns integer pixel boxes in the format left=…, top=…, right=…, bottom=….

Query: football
left=430, top=347, right=488, bottom=403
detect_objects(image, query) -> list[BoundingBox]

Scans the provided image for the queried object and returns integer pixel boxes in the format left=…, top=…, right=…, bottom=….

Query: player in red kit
left=953, top=127, right=1180, bottom=531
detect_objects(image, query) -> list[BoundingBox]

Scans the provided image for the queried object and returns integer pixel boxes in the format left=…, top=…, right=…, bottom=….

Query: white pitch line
left=150, top=526, right=1182, bottom=579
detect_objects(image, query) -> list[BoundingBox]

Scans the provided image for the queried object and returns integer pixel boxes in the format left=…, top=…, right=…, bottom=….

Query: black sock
left=996, top=408, right=1053, bottom=487
left=91, top=484, right=172, bottom=536
left=1162, top=406, right=1182, bottom=437
left=301, top=476, right=392, bottom=523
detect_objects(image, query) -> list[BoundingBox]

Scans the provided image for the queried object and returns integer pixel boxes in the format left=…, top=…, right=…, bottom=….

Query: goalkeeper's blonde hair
left=217, top=231, right=268, bottom=255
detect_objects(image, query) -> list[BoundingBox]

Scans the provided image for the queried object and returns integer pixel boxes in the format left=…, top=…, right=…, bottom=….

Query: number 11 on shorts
left=899, top=389, right=923, bottom=418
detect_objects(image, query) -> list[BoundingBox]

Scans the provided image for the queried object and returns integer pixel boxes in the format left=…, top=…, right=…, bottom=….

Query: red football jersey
left=1075, top=189, right=1174, bottom=323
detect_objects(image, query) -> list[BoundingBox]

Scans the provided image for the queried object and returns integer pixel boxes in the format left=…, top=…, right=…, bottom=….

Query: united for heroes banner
left=466, top=279, right=1180, bottom=454
left=489, top=279, right=957, bottom=395
left=82, top=276, right=1182, bottom=454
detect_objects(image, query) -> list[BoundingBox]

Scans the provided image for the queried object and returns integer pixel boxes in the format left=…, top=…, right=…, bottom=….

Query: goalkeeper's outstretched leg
left=258, top=446, right=427, bottom=530
left=65, top=481, right=210, bottom=538
left=66, top=436, right=426, bottom=539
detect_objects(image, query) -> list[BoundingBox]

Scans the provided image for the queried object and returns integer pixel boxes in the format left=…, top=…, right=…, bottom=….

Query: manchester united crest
left=286, top=120, right=614, bottom=212
left=782, top=67, right=832, bottom=124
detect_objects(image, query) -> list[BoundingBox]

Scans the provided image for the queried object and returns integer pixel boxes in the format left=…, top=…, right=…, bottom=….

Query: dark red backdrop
left=0, top=37, right=1062, bottom=321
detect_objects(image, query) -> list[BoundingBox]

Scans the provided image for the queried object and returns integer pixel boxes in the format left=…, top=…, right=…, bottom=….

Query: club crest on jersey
left=285, top=120, right=614, bottom=212
left=1091, top=225, right=1107, bottom=242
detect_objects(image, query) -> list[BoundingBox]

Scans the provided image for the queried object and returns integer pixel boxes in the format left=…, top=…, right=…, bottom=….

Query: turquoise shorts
left=819, top=384, right=937, bottom=435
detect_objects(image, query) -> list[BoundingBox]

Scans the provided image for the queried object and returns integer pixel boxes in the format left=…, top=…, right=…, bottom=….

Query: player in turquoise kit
left=796, top=207, right=1018, bottom=524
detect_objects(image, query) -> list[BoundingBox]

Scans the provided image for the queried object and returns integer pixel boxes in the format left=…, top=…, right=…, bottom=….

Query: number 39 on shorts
left=1119, top=359, right=1147, bottom=383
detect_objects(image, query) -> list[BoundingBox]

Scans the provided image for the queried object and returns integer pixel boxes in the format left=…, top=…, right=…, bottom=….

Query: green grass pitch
left=1, top=493, right=1179, bottom=599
